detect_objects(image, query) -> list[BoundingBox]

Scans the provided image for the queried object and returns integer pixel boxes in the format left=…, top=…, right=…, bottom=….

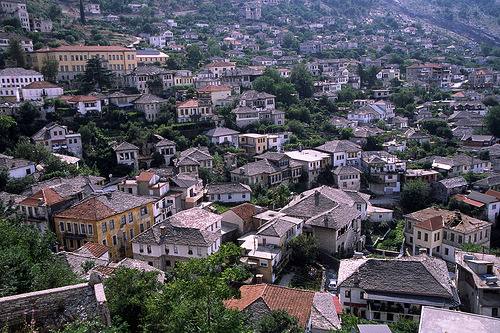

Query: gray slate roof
left=438, top=176, right=468, bottom=189
left=467, top=191, right=499, bottom=204
left=311, top=292, right=341, bottom=331
left=306, top=203, right=361, bottom=230
left=239, top=90, right=275, bottom=100
left=133, top=93, right=167, bottom=104
left=0, top=154, right=34, bottom=170
left=337, top=255, right=454, bottom=298
left=0, top=67, right=41, bottom=76
left=203, top=127, right=240, bottom=137
left=231, top=159, right=282, bottom=177
left=333, top=165, right=361, bottom=175
left=257, top=216, right=302, bottom=238
left=316, top=140, right=362, bottom=154
left=206, top=182, right=251, bottom=195
left=113, top=141, right=139, bottom=151
left=170, top=174, right=200, bottom=188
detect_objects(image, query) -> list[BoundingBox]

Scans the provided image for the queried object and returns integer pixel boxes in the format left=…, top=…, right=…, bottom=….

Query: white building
left=0, top=32, right=33, bottom=52
left=0, top=67, right=44, bottom=102
left=205, top=183, right=252, bottom=203
left=31, top=122, right=83, bottom=158
left=131, top=207, right=222, bottom=271
left=149, top=30, right=174, bottom=48
left=21, top=81, right=63, bottom=101
left=67, top=95, right=102, bottom=114
left=285, top=150, right=331, bottom=187
left=113, top=142, right=139, bottom=170
left=0, top=153, right=35, bottom=178
left=0, top=0, right=30, bottom=31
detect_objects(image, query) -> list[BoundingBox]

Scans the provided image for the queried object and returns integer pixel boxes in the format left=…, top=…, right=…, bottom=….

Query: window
left=459, top=235, right=463, bottom=243
left=386, top=313, right=394, bottom=321
left=74, top=223, right=79, bottom=234
left=130, top=229, right=134, bottom=239
left=174, top=245, right=178, bottom=254
left=417, top=231, right=421, bottom=240
left=165, top=246, right=169, bottom=254
left=123, top=232, right=126, bottom=243
left=102, top=239, right=107, bottom=246
left=121, top=215, right=126, bottom=226
left=443, top=231, right=447, bottom=239
left=360, top=291, right=365, bottom=299
left=112, top=235, right=117, bottom=246
left=374, top=312, right=380, bottom=320
left=129, top=212, right=133, bottom=222
left=139, top=244, right=144, bottom=253
left=67, top=222, right=72, bottom=233
left=59, top=222, right=64, bottom=232
left=345, top=290, right=351, bottom=298
left=147, top=245, right=152, bottom=254
left=197, top=247, right=202, bottom=256
left=188, top=247, right=193, bottom=255
left=424, top=233, right=428, bottom=242
left=260, top=260, right=268, bottom=267
left=140, top=224, right=144, bottom=233
left=80, top=223, right=86, bottom=234
left=445, top=247, right=449, bottom=256
left=493, top=308, right=498, bottom=317
left=109, top=219, right=115, bottom=230
left=450, top=233, right=455, bottom=242
left=141, top=206, right=148, bottom=215
left=165, top=260, right=171, bottom=267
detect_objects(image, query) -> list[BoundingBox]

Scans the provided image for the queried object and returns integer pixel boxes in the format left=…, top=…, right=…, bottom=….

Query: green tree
left=485, top=105, right=500, bottom=138
left=288, top=234, right=319, bottom=266
left=271, top=183, right=291, bottom=208
left=7, top=37, right=26, bottom=68
left=41, top=58, right=59, bottom=82
left=186, top=45, right=203, bottom=69
left=290, top=63, right=314, bottom=98
left=79, top=0, right=86, bottom=25
left=256, top=310, right=304, bottom=333
left=105, top=267, right=161, bottom=332
left=400, top=180, right=431, bottom=213
left=0, top=114, right=17, bottom=151
left=78, top=56, right=115, bottom=93
left=47, top=4, right=62, bottom=20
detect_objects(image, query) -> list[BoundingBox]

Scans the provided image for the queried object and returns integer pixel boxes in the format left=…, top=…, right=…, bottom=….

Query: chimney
left=315, top=190, right=320, bottom=206
left=354, top=252, right=364, bottom=259
left=255, top=274, right=263, bottom=284
left=419, top=248, right=428, bottom=255
left=455, top=210, right=462, bottom=219
left=160, top=225, right=166, bottom=236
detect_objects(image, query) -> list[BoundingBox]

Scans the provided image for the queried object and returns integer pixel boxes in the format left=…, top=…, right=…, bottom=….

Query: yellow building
left=29, top=45, right=137, bottom=86
left=54, top=191, right=155, bottom=260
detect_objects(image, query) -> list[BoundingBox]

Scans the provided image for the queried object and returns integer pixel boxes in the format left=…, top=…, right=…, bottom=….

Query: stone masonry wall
left=0, top=279, right=110, bottom=332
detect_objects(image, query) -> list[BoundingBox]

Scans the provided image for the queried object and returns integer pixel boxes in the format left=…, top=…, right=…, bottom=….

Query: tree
left=290, top=63, right=314, bottom=98
left=78, top=56, right=115, bottom=93
left=47, top=4, right=62, bottom=20
left=0, top=114, right=17, bottom=151
left=186, top=45, right=203, bottom=69
left=288, top=234, right=319, bottom=266
left=271, top=183, right=291, bottom=208
left=7, top=37, right=26, bottom=68
left=256, top=310, right=304, bottom=333
left=41, top=58, right=59, bottom=82
left=79, top=0, right=86, bottom=25
left=485, top=105, right=500, bottom=138
left=400, top=180, right=431, bottom=213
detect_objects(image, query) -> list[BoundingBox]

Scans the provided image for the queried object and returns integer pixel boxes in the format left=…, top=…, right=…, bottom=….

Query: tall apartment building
left=29, top=45, right=137, bottom=86
left=0, top=67, right=43, bottom=101
left=405, top=62, right=451, bottom=88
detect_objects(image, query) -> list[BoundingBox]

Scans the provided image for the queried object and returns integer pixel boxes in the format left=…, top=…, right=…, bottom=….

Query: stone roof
left=0, top=154, right=34, bottom=170
left=20, top=187, right=64, bottom=207
left=197, top=85, right=232, bottom=93
left=224, top=284, right=315, bottom=328
left=231, top=106, right=258, bottom=114
left=419, top=306, right=500, bottom=333
left=316, top=140, right=362, bottom=154
left=438, top=176, right=468, bottom=189
left=306, top=203, right=361, bottom=230
left=203, top=127, right=240, bottom=137
left=175, top=155, right=200, bottom=167
left=254, top=151, right=288, bottom=163
left=133, top=93, right=167, bottom=104
left=280, top=186, right=369, bottom=219
left=55, top=191, right=154, bottom=221
left=155, top=138, right=176, bottom=147
left=333, top=165, right=361, bottom=175
left=22, top=81, right=61, bottom=90
left=0, top=67, right=41, bottom=76
left=239, top=90, right=275, bottom=100
left=170, top=174, right=200, bottom=188
left=206, top=182, right=251, bottom=195
left=467, top=191, right=499, bottom=204
left=131, top=207, right=221, bottom=246
left=257, top=216, right=302, bottom=238
left=21, top=175, right=105, bottom=197
left=113, top=141, right=139, bottom=152
left=231, top=159, right=282, bottom=177
left=31, top=122, right=66, bottom=141
left=404, top=207, right=491, bottom=234
left=311, top=292, right=341, bottom=331
left=0, top=191, right=25, bottom=206
left=338, top=255, right=454, bottom=298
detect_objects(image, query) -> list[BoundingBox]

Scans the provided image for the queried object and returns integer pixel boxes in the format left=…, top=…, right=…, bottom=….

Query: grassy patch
left=212, top=202, right=241, bottom=214
left=290, top=266, right=322, bottom=291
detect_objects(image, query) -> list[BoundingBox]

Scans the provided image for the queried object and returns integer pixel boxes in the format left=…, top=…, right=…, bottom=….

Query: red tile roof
left=177, top=99, right=199, bottom=108
left=137, top=171, right=155, bottom=182
left=36, top=45, right=132, bottom=53
left=55, top=197, right=115, bottom=221
left=332, top=296, right=342, bottom=314
left=485, top=190, right=500, bottom=201
left=68, top=95, right=99, bottom=102
left=224, top=284, right=314, bottom=328
left=204, top=61, right=235, bottom=68
left=23, top=81, right=61, bottom=90
left=414, top=216, right=445, bottom=231
left=83, top=242, right=111, bottom=258
left=453, top=194, right=485, bottom=208
left=197, top=85, right=231, bottom=93
left=230, top=203, right=266, bottom=221
left=20, top=188, right=64, bottom=207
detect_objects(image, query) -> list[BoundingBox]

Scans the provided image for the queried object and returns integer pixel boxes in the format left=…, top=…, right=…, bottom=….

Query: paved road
left=278, top=272, right=294, bottom=287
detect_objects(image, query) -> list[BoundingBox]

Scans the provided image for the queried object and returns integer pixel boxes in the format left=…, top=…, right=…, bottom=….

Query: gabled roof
left=338, top=255, right=454, bottom=298
left=315, top=140, right=362, bottom=154
left=155, top=138, right=176, bottom=147
left=177, top=98, right=199, bottom=108
left=197, top=85, right=231, bottom=93
left=333, top=165, right=361, bottom=175
left=438, top=176, right=468, bottom=189
left=0, top=154, right=34, bottom=171
left=414, top=216, right=445, bottom=231
left=179, top=146, right=213, bottom=162
left=467, top=191, right=499, bottom=204
left=20, top=187, right=64, bottom=207
left=68, top=95, right=99, bottom=103
left=113, top=141, right=139, bottom=152
left=170, top=174, right=200, bottom=188
left=206, top=182, right=251, bottom=195
left=231, top=159, right=281, bottom=177
left=55, top=191, right=154, bottom=221
left=306, top=204, right=361, bottom=230
left=133, top=94, right=167, bottom=104
left=31, top=122, right=67, bottom=141
left=0, top=67, right=41, bottom=76
left=22, top=81, right=61, bottom=90
left=257, top=216, right=302, bottom=238
left=137, top=171, right=155, bottom=182
left=203, top=127, right=240, bottom=137
left=228, top=202, right=266, bottom=221
left=224, top=284, right=315, bottom=328
left=81, top=242, right=111, bottom=259
left=239, top=90, right=275, bottom=100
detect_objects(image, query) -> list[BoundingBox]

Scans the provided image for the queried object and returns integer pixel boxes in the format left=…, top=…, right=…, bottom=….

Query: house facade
left=31, top=122, right=83, bottom=158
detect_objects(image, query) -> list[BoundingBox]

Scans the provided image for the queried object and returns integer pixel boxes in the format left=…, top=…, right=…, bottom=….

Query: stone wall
left=0, top=277, right=110, bottom=332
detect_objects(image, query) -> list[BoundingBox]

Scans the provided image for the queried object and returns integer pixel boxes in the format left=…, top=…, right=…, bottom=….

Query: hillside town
left=0, top=0, right=500, bottom=332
